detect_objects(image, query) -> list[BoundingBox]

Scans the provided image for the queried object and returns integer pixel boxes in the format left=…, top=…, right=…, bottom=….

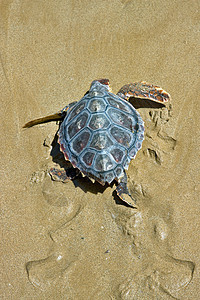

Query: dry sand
left=1, top=0, right=199, bottom=299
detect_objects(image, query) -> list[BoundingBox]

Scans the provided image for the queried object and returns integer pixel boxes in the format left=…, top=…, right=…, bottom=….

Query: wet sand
left=1, top=1, right=199, bottom=299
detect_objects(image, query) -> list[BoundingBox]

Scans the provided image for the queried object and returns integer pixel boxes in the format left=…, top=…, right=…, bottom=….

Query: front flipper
left=23, top=102, right=77, bottom=128
left=117, top=81, right=171, bottom=104
left=116, top=171, right=137, bottom=208
left=23, top=112, right=63, bottom=128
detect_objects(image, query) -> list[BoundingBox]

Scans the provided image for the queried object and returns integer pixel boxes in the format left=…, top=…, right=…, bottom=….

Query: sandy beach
left=1, top=1, right=199, bottom=299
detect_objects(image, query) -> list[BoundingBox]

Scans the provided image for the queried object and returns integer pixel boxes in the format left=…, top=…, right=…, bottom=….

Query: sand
left=1, top=0, right=199, bottom=299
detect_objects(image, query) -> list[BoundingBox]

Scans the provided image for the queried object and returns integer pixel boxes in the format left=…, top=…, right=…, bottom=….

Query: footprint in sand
left=26, top=245, right=79, bottom=291
left=117, top=210, right=195, bottom=299
left=119, top=257, right=194, bottom=300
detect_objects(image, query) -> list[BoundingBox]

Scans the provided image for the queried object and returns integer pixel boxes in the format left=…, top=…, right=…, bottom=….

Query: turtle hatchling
left=24, top=79, right=170, bottom=207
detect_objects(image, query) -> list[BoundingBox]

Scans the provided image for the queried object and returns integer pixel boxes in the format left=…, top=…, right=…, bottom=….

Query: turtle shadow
left=129, top=97, right=166, bottom=109
left=49, top=132, right=112, bottom=196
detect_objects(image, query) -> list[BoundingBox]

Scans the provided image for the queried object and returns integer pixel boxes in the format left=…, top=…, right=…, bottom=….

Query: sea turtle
left=24, top=79, right=170, bottom=207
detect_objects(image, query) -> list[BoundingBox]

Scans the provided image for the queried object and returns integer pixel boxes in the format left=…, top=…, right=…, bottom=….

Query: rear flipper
left=116, top=171, right=137, bottom=208
left=49, top=167, right=80, bottom=182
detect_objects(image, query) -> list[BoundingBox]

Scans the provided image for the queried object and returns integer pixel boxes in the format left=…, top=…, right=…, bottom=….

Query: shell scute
left=71, top=130, right=90, bottom=154
left=68, top=101, right=86, bottom=122
left=110, top=126, right=132, bottom=147
left=107, top=96, right=132, bottom=113
left=88, top=98, right=107, bottom=112
left=110, top=147, right=124, bottom=163
left=107, top=108, right=134, bottom=131
left=68, top=112, right=89, bottom=138
left=94, top=154, right=114, bottom=172
left=90, top=132, right=113, bottom=150
left=82, top=151, right=95, bottom=167
left=115, top=166, right=123, bottom=177
left=89, top=114, right=110, bottom=130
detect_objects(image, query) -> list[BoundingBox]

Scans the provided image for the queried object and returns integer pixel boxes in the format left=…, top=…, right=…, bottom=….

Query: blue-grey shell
left=58, top=90, right=144, bottom=184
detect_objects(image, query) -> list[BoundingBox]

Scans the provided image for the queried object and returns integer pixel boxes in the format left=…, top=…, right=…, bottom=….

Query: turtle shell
left=58, top=90, right=144, bottom=184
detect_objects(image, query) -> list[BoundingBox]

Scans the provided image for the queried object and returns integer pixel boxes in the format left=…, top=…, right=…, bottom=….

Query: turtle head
left=90, top=78, right=112, bottom=92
